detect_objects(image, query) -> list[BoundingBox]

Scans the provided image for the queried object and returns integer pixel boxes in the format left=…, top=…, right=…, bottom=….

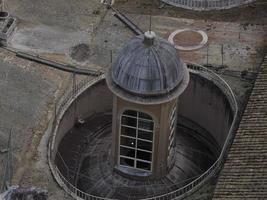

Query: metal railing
left=56, top=165, right=112, bottom=200
left=161, top=0, right=256, bottom=11
left=55, top=149, right=203, bottom=200
left=48, top=63, right=238, bottom=200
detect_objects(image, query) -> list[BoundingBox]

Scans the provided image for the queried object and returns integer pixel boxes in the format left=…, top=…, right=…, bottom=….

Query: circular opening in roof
left=0, top=11, right=9, bottom=20
left=49, top=69, right=238, bottom=199
left=168, top=29, right=208, bottom=51
left=174, top=31, right=202, bottom=46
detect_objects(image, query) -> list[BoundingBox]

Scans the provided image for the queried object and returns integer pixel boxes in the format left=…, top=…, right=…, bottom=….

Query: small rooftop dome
left=111, top=31, right=186, bottom=96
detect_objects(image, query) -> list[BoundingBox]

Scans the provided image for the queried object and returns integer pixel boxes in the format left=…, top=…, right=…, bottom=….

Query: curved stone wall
left=161, top=0, right=256, bottom=11
left=50, top=78, right=113, bottom=161
left=178, top=73, right=233, bottom=148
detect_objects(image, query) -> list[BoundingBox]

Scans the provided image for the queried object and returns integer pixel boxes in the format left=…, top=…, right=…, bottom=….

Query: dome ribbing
left=111, top=31, right=186, bottom=96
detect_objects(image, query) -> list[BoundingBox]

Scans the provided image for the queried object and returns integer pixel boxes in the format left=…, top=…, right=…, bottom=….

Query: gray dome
left=111, top=32, right=186, bottom=96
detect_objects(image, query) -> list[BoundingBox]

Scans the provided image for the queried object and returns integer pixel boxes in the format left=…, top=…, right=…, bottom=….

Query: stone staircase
left=213, top=55, right=267, bottom=199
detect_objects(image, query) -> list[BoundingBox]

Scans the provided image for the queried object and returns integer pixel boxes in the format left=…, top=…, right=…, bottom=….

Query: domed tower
left=106, top=31, right=189, bottom=179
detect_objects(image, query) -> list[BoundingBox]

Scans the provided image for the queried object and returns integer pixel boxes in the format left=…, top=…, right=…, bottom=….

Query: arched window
left=119, top=110, right=154, bottom=172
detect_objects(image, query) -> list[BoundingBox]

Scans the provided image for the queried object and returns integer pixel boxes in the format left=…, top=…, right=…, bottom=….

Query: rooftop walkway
left=213, top=55, right=267, bottom=199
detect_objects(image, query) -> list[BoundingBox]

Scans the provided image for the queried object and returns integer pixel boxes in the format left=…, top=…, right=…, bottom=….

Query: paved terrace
left=213, top=55, right=267, bottom=199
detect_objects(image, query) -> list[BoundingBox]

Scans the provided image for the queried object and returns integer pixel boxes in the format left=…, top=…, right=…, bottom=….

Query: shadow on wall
left=178, top=73, right=233, bottom=149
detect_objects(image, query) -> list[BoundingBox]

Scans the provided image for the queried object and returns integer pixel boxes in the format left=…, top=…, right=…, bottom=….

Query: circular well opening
left=0, top=11, right=9, bottom=19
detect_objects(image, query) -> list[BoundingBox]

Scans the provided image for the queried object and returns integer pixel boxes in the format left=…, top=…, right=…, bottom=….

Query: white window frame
left=118, top=110, right=154, bottom=173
